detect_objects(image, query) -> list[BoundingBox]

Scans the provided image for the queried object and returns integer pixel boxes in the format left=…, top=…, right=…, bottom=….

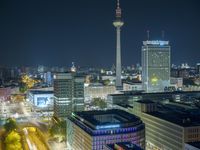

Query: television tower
left=113, top=0, right=124, bottom=90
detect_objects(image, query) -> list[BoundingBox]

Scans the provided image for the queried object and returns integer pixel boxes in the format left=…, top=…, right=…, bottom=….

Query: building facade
left=123, top=82, right=143, bottom=91
left=104, top=142, right=143, bottom=150
left=67, top=109, right=145, bottom=150
left=54, top=73, right=84, bottom=117
left=84, top=84, right=116, bottom=100
left=142, top=40, right=170, bottom=92
left=132, top=100, right=200, bottom=150
left=28, top=90, right=54, bottom=108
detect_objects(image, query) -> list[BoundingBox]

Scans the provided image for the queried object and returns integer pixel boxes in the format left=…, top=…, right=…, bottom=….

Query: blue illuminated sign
left=96, top=124, right=120, bottom=130
left=143, top=40, right=169, bottom=46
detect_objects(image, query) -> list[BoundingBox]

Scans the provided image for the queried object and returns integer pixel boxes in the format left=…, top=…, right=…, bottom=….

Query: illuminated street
left=0, top=99, right=61, bottom=150
left=23, top=128, right=49, bottom=150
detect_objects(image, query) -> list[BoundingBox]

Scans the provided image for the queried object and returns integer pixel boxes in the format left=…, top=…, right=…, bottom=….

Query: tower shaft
left=116, top=27, right=122, bottom=89
left=113, top=0, right=124, bottom=90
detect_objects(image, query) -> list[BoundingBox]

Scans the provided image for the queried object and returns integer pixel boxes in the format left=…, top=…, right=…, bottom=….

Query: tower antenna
left=147, top=30, right=150, bottom=40
left=117, top=0, right=120, bottom=8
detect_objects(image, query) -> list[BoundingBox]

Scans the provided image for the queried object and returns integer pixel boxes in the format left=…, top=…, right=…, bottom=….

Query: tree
left=92, top=98, right=107, bottom=109
left=49, top=119, right=66, bottom=142
left=102, top=79, right=110, bottom=86
left=19, top=84, right=27, bottom=93
left=5, top=131, right=22, bottom=150
left=4, top=118, right=17, bottom=133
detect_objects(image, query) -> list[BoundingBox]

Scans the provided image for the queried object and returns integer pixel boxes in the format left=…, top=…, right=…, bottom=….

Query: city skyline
left=0, top=0, right=200, bottom=67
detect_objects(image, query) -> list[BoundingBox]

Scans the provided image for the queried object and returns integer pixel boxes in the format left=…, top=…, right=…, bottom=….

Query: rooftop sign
left=143, top=40, right=169, bottom=46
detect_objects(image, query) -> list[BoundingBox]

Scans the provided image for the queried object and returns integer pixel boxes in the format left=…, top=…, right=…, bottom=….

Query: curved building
left=67, top=109, right=145, bottom=150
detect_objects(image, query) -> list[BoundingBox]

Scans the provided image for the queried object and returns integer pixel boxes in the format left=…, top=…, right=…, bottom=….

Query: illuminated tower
left=113, top=0, right=124, bottom=90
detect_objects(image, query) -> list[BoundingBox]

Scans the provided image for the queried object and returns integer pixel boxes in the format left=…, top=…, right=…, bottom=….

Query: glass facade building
left=142, top=40, right=170, bottom=92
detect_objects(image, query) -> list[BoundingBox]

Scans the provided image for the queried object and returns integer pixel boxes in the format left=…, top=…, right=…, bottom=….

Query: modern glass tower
left=113, top=0, right=124, bottom=90
left=142, top=40, right=171, bottom=92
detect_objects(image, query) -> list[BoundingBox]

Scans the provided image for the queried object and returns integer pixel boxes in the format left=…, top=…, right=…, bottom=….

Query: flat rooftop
left=143, top=40, right=169, bottom=46
left=147, top=106, right=200, bottom=127
left=29, top=90, right=53, bottom=95
left=70, top=109, right=142, bottom=130
left=187, top=142, right=200, bottom=148
left=109, top=91, right=200, bottom=97
left=136, top=100, right=154, bottom=104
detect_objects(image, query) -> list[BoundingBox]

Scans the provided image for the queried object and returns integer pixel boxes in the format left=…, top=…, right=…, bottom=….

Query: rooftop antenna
left=162, top=30, right=165, bottom=39
left=147, top=30, right=150, bottom=40
left=115, top=0, right=122, bottom=19
left=117, top=0, right=120, bottom=8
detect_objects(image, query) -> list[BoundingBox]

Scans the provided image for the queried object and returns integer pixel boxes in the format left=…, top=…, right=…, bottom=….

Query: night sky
left=0, top=0, right=200, bottom=67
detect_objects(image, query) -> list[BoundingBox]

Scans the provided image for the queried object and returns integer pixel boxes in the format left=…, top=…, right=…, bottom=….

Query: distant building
left=132, top=100, right=200, bottom=150
left=123, top=82, right=142, bottom=91
left=84, top=84, right=116, bottom=100
left=170, top=77, right=183, bottom=89
left=0, top=87, right=12, bottom=101
left=142, top=40, right=170, bottom=92
left=38, top=65, right=45, bottom=73
left=179, top=68, right=191, bottom=78
left=28, top=90, right=53, bottom=108
left=101, top=76, right=116, bottom=85
left=108, top=91, right=200, bottom=107
left=54, top=73, right=84, bottom=117
left=107, top=92, right=135, bottom=107
left=67, top=109, right=145, bottom=150
left=44, top=71, right=52, bottom=85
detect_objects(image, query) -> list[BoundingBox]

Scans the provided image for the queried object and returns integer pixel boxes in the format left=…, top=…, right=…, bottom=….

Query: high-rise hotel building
left=53, top=73, right=84, bottom=117
left=67, top=109, right=145, bottom=150
left=142, top=40, right=170, bottom=92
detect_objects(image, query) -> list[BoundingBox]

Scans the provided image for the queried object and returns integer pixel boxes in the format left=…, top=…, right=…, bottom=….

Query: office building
left=132, top=100, right=200, bottom=150
left=28, top=90, right=53, bottom=108
left=54, top=73, right=84, bottom=117
left=67, top=109, right=145, bottom=150
left=123, top=82, right=143, bottom=91
left=142, top=40, right=170, bottom=92
left=113, top=0, right=124, bottom=90
left=44, top=71, right=52, bottom=85
left=108, top=90, right=200, bottom=108
left=84, top=83, right=116, bottom=100
left=170, top=77, right=183, bottom=90
left=0, top=87, right=12, bottom=101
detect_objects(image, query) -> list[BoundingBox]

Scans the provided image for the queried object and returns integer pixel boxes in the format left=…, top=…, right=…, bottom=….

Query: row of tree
left=3, top=118, right=22, bottom=150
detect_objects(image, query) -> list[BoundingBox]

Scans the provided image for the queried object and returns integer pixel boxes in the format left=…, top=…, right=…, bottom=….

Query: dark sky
left=0, top=0, right=200, bottom=67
